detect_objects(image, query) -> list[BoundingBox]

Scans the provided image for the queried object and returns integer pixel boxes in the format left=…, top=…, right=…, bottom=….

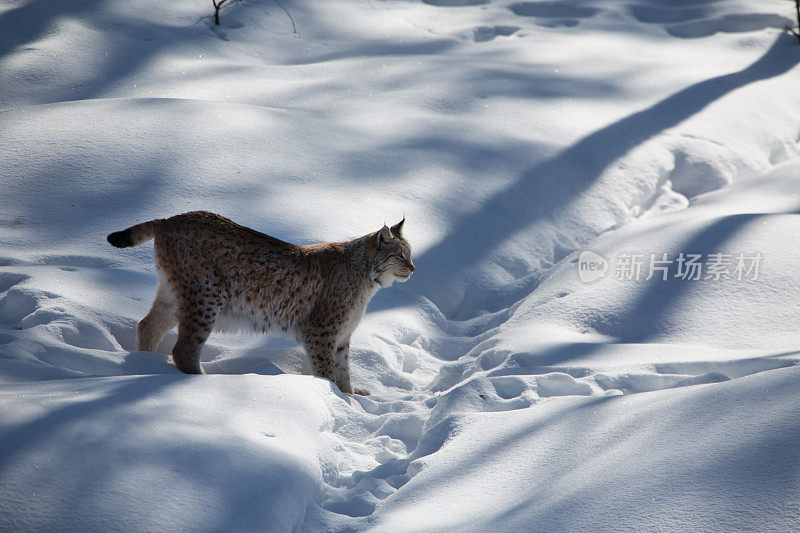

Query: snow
left=368, top=365, right=800, bottom=532
left=1, top=0, right=799, bottom=530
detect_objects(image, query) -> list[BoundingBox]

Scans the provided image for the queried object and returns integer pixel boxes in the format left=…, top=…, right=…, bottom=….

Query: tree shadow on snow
left=404, top=34, right=799, bottom=317
left=0, top=0, right=215, bottom=105
left=0, top=0, right=235, bottom=247
left=0, top=374, right=313, bottom=531
left=599, top=212, right=798, bottom=343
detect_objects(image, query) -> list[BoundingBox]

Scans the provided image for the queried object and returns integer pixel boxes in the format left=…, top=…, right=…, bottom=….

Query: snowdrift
left=1, top=0, right=799, bottom=530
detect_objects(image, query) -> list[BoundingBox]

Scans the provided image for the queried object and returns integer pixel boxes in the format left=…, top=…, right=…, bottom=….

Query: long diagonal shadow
left=608, top=212, right=793, bottom=343
left=0, top=375, right=178, bottom=475
left=408, top=35, right=799, bottom=316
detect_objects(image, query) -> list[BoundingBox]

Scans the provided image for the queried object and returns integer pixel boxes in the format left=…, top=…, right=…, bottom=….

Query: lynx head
left=368, top=218, right=414, bottom=287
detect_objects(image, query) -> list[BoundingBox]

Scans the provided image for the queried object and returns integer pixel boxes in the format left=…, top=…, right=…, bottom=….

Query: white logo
left=578, top=250, right=608, bottom=283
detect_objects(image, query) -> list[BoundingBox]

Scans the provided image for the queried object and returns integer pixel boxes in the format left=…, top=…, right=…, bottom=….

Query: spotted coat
left=107, top=211, right=414, bottom=394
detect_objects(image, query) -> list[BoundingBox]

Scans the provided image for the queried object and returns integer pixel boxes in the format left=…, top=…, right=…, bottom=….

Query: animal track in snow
left=510, top=2, right=599, bottom=28
left=629, top=5, right=712, bottom=25
left=468, top=25, right=521, bottom=43
left=0, top=288, right=41, bottom=326
left=628, top=3, right=793, bottom=39
left=0, top=262, right=175, bottom=378
left=422, top=0, right=488, bottom=6
left=511, top=1, right=598, bottom=19
left=592, top=353, right=799, bottom=395
left=654, top=356, right=798, bottom=380
left=0, top=272, right=29, bottom=293
left=318, top=397, right=432, bottom=520
left=490, top=373, right=593, bottom=400
left=0, top=273, right=36, bottom=326
left=34, top=254, right=118, bottom=269
left=594, top=371, right=730, bottom=394
left=665, top=13, right=793, bottom=39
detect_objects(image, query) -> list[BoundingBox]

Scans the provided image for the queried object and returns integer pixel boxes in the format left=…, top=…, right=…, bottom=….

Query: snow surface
left=1, top=0, right=799, bottom=530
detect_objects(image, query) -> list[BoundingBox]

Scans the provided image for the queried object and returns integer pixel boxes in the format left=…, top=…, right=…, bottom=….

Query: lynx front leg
left=303, top=336, right=365, bottom=395
left=333, top=341, right=354, bottom=395
left=304, top=336, right=342, bottom=391
left=335, top=340, right=369, bottom=396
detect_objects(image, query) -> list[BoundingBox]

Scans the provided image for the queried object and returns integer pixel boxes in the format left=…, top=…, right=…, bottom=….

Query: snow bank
left=1, top=0, right=799, bottom=530
left=0, top=375, right=333, bottom=531
left=368, top=364, right=800, bottom=532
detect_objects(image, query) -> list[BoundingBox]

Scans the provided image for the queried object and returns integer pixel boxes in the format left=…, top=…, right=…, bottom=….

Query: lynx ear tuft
left=390, top=217, right=405, bottom=238
left=377, top=225, right=392, bottom=244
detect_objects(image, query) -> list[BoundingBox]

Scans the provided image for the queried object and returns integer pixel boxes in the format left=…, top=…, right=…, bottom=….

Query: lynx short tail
left=107, top=219, right=162, bottom=248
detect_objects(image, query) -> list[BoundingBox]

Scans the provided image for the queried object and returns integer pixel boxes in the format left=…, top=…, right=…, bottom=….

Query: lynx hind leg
left=172, top=299, right=218, bottom=375
left=137, top=281, right=178, bottom=352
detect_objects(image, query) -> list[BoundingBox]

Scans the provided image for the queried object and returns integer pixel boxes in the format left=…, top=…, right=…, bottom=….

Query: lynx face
left=370, top=220, right=414, bottom=287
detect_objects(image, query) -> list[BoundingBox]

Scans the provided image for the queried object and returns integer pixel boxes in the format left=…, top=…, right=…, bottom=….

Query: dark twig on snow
left=272, top=0, right=298, bottom=34
left=212, top=0, right=230, bottom=25
left=787, top=0, right=800, bottom=44
left=212, top=0, right=294, bottom=32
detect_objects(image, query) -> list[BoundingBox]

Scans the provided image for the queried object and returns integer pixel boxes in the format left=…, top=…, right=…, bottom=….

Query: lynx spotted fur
left=107, top=211, right=413, bottom=395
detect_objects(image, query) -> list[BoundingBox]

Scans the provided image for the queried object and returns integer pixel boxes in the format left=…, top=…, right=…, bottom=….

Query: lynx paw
left=352, top=387, right=371, bottom=396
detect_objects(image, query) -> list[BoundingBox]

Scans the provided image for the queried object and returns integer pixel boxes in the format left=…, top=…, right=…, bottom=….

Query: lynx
left=107, top=211, right=414, bottom=395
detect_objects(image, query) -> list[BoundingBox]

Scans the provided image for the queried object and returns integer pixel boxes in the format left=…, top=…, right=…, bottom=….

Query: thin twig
left=797, top=0, right=800, bottom=33
left=212, top=0, right=231, bottom=25
left=790, top=0, right=800, bottom=44
left=272, top=0, right=297, bottom=34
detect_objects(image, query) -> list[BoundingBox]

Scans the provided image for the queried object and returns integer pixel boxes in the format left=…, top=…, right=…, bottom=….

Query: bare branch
left=212, top=0, right=231, bottom=26
left=272, top=0, right=298, bottom=35
left=789, top=0, right=800, bottom=44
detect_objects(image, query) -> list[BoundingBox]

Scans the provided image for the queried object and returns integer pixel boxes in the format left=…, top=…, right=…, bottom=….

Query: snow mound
left=2, top=0, right=800, bottom=530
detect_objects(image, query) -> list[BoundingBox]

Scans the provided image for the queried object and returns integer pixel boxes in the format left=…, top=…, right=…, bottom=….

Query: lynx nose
left=407, top=261, right=415, bottom=272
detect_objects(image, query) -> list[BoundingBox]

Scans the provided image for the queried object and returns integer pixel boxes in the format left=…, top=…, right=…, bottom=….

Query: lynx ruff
left=107, top=211, right=414, bottom=395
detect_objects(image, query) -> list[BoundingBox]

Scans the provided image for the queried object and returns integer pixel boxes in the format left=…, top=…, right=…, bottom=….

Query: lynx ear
left=390, top=217, right=405, bottom=238
left=377, top=225, right=392, bottom=245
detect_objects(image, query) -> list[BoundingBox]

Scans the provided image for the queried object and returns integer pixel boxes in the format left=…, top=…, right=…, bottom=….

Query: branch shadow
left=371, top=365, right=800, bottom=530
left=0, top=375, right=319, bottom=531
left=497, top=210, right=797, bottom=382
left=404, top=34, right=800, bottom=317
left=601, top=213, right=781, bottom=343
left=0, top=376, right=176, bottom=475
left=0, top=0, right=217, bottom=107
left=495, top=375, right=800, bottom=530
left=0, top=0, right=103, bottom=63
